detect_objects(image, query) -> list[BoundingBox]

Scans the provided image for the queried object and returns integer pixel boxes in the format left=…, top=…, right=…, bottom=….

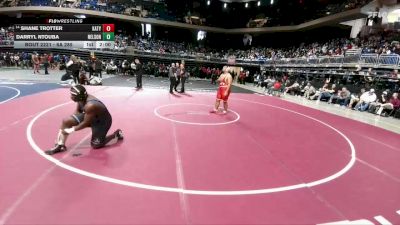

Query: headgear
left=70, top=85, right=87, bottom=102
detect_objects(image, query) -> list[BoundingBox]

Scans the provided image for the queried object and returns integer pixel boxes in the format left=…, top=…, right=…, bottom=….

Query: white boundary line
left=374, top=215, right=392, bottom=225
left=0, top=86, right=21, bottom=104
left=0, top=82, right=33, bottom=85
left=171, top=121, right=191, bottom=223
left=26, top=98, right=356, bottom=196
left=232, top=97, right=356, bottom=188
left=0, top=134, right=91, bottom=225
left=154, top=103, right=240, bottom=126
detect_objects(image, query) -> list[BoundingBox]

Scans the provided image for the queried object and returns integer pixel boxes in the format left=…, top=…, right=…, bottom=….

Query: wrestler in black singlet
left=72, top=99, right=112, bottom=147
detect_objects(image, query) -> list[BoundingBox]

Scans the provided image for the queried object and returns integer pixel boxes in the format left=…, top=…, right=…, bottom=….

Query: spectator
left=376, top=92, right=400, bottom=116
left=329, top=87, right=350, bottom=106
left=348, top=88, right=366, bottom=109
left=284, top=80, right=300, bottom=95
left=303, top=82, right=316, bottom=99
left=272, top=80, right=282, bottom=97
left=368, top=90, right=390, bottom=113
left=318, top=84, right=337, bottom=101
left=354, top=89, right=377, bottom=111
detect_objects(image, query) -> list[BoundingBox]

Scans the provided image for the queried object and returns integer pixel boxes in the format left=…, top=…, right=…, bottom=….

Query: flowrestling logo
left=46, top=19, right=83, bottom=24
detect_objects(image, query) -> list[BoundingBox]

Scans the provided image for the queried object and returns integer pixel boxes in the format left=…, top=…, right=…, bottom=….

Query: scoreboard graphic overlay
left=14, top=20, right=115, bottom=49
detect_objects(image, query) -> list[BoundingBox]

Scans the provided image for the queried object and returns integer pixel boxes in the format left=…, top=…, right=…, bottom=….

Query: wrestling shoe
left=45, top=144, right=67, bottom=155
left=115, top=129, right=124, bottom=140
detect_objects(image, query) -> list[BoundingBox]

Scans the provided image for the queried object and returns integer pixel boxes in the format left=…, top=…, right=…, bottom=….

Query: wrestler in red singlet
left=211, top=66, right=233, bottom=114
left=217, top=76, right=231, bottom=102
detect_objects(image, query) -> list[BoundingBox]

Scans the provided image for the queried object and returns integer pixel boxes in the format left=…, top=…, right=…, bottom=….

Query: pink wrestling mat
left=0, top=86, right=399, bottom=224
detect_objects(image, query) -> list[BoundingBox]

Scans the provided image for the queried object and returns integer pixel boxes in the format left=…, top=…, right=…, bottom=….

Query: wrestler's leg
left=222, top=92, right=230, bottom=114
left=213, top=99, right=221, bottom=112
left=212, top=89, right=223, bottom=112
left=223, top=101, right=228, bottom=114
left=91, top=119, right=123, bottom=149
left=45, top=115, right=80, bottom=155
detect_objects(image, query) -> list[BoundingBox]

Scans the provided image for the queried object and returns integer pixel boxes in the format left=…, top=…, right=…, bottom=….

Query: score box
left=102, top=32, right=115, bottom=41
left=102, top=24, right=114, bottom=32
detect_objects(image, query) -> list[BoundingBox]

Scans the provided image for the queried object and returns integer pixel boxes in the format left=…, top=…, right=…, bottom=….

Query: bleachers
left=0, top=46, right=239, bottom=70
left=267, top=54, right=400, bottom=69
left=0, top=0, right=372, bottom=27
left=30, top=0, right=50, bottom=6
left=379, top=54, right=400, bottom=66
left=345, top=48, right=362, bottom=56
left=359, top=54, right=379, bottom=65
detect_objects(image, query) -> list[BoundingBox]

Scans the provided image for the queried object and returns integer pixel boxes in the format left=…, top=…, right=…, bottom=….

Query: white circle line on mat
left=0, top=86, right=21, bottom=104
left=27, top=97, right=356, bottom=196
left=154, top=103, right=240, bottom=126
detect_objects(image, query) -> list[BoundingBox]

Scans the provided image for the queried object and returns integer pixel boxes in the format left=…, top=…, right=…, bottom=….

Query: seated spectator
left=303, top=82, right=316, bottom=99
left=318, top=84, right=337, bottom=101
left=121, top=59, right=130, bottom=75
left=264, top=76, right=276, bottom=95
left=310, top=83, right=329, bottom=100
left=348, top=88, right=366, bottom=109
left=393, top=42, right=400, bottom=55
left=375, top=92, right=400, bottom=116
left=253, top=72, right=260, bottom=86
left=271, top=80, right=282, bottom=97
left=106, top=60, right=117, bottom=74
left=354, top=89, right=377, bottom=111
left=89, top=76, right=103, bottom=86
left=368, top=90, right=390, bottom=113
left=388, top=69, right=400, bottom=92
left=329, top=86, right=350, bottom=106
left=284, top=80, right=300, bottom=95
left=60, top=70, right=75, bottom=86
left=255, top=72, right=264, bottom=87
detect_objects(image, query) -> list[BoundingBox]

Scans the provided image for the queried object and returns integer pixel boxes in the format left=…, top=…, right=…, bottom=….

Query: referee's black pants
left=170, top=77, right=176, bottom=93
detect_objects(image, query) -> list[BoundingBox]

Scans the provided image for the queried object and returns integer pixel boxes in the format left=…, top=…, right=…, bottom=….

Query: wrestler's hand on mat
left=64, top=127, right=76, bottom=134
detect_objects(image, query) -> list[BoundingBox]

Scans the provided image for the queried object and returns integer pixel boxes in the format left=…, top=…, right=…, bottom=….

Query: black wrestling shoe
left=45, top=144, right=67, bottom=155
left=115, top=129, right=124, bottom=140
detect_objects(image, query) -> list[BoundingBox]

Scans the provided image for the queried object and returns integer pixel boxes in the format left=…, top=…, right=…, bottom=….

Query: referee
left=135, top=59, right=143, bottom=89
left=169, top=63, right=176, bottom=93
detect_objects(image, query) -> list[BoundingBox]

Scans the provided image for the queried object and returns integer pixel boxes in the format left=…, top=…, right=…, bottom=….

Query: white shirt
left=360, top=92, right=377, bottom=103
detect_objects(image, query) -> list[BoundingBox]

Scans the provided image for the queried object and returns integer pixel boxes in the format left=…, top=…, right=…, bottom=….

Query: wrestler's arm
left=74, top=103, right=82, bottom=114
left=74, top=104, right=95, bottom=131
left=217, top=74, right=224, bottom=82
left=224, top=75, right=233, bottom=94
